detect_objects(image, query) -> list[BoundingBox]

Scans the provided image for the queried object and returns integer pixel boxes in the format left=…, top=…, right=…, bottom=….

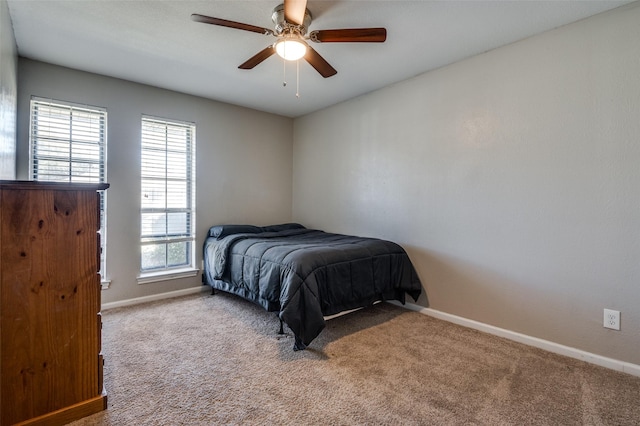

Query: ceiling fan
left=191, top=0, right=387, bottom=78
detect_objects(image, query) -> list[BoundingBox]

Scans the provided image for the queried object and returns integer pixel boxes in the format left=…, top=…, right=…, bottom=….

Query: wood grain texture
left=284, top=0, right=307, bottom=26
left=0, top=182, right=107, bottom=425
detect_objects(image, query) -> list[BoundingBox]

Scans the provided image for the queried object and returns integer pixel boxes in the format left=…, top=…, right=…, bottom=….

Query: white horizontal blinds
left=30, top=98, right=106, bottom=183
left=140, top=116, right=195, bottom=272
left=29, top=97, right=108, bottom=274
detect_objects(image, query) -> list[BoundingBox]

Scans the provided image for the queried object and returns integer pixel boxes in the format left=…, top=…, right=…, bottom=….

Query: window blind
left=140, top=116, right=196, bottom=272
left=30, top=98, right=106, bottom=183
left=29, top=97, right=108, bottom=274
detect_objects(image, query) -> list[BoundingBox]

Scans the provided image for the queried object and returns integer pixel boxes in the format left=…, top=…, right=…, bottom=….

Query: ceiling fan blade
left=309, top=28, right=387, bottom=43
left=304, top=46, right=337, bottom=78
left=238, top=46, right=276, bottom=70
left=284, top=0, right=308, bottom=25
left=191, top=14, right=273, bottom=36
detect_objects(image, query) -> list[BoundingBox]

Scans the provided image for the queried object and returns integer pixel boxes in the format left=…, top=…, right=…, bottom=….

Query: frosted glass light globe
left=275, top=39, right=307, bottom=61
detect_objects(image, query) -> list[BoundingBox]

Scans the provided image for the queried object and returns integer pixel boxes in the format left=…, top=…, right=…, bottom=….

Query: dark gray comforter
left=203, top=228, right=421, bottom=350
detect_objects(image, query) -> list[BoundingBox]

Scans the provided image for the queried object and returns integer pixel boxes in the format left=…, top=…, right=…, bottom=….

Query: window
left=29, top=97, right=108, bottom=272
left=140, top=116, right=196, bottom=276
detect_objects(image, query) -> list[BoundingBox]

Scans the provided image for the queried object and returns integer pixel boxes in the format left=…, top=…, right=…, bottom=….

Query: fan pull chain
left=281, top=56, right=300, bottom=98
left=296, top=60, right=300, bottom=98
left=283, top=57, right=287, bottom=87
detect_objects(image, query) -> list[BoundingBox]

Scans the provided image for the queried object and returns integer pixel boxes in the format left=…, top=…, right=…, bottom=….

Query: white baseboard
left=101, top=286, right=209, bottom=311
left=390, top=301, right=640, bottom=378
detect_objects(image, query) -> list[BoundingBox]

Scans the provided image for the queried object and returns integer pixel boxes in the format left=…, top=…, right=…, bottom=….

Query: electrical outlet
left=603, top=309, right=620, bottom=330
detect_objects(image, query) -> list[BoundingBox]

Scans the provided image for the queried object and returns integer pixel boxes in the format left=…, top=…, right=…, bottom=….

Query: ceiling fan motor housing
left=272, top=4, right=312, bottom=36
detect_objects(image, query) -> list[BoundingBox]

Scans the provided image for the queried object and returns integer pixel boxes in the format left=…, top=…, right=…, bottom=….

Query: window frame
left=138, top=115, right=197, bottom=282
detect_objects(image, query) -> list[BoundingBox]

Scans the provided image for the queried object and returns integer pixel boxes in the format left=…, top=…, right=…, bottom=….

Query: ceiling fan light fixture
left=275, top=38, right=307, bottom=61
left=192, top=0, right=384, bottom=78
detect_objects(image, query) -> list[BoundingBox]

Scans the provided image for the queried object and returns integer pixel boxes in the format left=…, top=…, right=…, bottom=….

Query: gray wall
left=0, top=0, right=16, bottom=179
left=292, top=3, right=640, bottom=365
left=16, top=59, right=294, bottom=304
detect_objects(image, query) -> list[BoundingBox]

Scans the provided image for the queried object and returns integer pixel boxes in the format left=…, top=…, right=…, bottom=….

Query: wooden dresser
left=0, top=181, right=109, bottom=425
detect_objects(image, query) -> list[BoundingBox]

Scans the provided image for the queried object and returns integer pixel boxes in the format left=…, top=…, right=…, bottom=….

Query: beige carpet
left=71, top=291, right=640, bottom=425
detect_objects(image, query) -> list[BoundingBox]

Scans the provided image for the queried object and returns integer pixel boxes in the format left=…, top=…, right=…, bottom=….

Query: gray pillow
left=261, top=223, right=306, bottom=233
left=208, top=224, right=262, bottom=239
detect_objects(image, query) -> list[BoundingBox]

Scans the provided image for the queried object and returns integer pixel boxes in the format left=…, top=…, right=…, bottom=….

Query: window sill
left=137, top=268, right=199, bottom=285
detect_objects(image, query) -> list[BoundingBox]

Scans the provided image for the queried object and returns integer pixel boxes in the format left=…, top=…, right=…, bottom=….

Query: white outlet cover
left=603, top=308, right=621, bottom=330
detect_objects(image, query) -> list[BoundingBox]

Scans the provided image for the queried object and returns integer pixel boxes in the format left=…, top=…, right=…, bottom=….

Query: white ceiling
left=7, top=0, right=633, bottom=118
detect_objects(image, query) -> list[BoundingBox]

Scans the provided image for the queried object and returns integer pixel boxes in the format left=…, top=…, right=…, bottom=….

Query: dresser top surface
left=0, top=180, right=109, bottom=191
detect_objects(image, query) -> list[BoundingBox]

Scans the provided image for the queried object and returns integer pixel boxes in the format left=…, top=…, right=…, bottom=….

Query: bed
left=203, top=223, right=422, bottom=350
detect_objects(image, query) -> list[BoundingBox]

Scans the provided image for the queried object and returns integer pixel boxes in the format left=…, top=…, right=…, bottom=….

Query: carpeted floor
left=71, top=291, right=640, bottom=425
